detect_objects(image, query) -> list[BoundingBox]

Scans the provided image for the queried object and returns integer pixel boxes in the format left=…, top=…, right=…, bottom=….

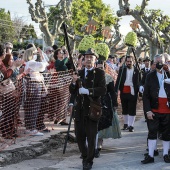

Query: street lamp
left=85, top=19, right=98, bottom=34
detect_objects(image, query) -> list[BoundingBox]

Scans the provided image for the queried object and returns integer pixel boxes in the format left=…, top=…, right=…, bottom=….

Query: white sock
left=163, top=141, right=169, bottom=156
left=128, top=115, right=136, bottom=127
left=123, top=115, right=129, bottom=125
left=154, top=139, right=157, bottom=151
left=148, top=139, right=156, bottom=157
left=95, top=133, right=98, bottom=149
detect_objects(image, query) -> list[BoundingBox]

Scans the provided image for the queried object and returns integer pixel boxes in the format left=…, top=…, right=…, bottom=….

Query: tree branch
left=27, top=0, right=46, bottom=23
left=140, top=0, right=150, bottom=15
left=114, top=44, right=126, bottom=52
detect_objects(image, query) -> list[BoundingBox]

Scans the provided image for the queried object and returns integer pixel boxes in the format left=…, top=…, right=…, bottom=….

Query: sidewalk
left=0, top=121, right=75, bottom=166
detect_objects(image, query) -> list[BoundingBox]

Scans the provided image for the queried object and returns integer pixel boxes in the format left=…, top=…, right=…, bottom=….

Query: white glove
left=164, top=78, right=170, bottom=84
left=139, top=86, right=144, bottom=93
left=79, top=87, right=89, bottom=95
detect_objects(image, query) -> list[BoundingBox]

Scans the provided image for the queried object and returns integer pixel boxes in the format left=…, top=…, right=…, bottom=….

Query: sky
left=0, top=0, right=170, bottom=37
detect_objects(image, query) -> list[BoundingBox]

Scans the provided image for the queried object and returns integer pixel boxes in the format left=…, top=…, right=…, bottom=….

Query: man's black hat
left=84, top=48, right=99, bottom=58
left=108, top=55, right=114, bottom=59
left=143, top=56, right=151, bottom=62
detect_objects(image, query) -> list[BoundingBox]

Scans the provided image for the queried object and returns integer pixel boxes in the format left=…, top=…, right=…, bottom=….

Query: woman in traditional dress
left=95, top=60, right=121, bottom=157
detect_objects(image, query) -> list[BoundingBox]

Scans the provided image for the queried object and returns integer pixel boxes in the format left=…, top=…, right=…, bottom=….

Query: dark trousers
left=147, top=113, right=170, bottom=141
left=120, top=93, right=138, bottom=116
left=75, top=116, right=98, bottom=164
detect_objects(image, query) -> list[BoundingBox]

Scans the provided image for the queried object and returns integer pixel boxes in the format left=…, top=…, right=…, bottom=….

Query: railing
left=0, top=70, right=73, bottom=151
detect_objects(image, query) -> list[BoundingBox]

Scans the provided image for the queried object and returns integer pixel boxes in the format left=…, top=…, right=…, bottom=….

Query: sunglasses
left=48, top=50, right=53, bottom=53
left=6, top=47, right=13, bottom=50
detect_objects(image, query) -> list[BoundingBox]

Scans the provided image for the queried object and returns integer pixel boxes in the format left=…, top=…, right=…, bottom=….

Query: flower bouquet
left=95, top=43, right=110, bottom=61
left=78, top=35, right=96, bottom=54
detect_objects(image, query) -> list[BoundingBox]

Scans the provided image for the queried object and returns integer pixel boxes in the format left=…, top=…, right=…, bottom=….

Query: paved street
left=1, top=115, right=170, bottom=170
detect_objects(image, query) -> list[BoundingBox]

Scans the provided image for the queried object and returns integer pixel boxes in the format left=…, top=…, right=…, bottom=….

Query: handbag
left=0, top=78, right=16, bottom=95
left=88, top=97, right=102, bottom=121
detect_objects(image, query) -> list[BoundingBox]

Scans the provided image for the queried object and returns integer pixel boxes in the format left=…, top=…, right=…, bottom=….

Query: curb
left=0, top=134, right=66, bottom=166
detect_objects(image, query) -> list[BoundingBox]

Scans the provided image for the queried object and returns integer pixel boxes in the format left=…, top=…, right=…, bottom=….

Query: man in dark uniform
left=69, top=48, right=106, bottom=170
left=141, top=54, right=170, bottom=164
left=141, top=56, right=151, bottom=75
left=115, top=55, right=140, bottom=132
left=140, top=59, right=158, bottom=117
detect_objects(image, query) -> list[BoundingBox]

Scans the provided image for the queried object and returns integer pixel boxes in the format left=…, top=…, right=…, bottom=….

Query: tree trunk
left=70, top=40, right=76, bottom=53
left=148, top=41, right=158, bottom=59
left=135, top=46, right=143, bottom=58
left=110, top=47, right=116, bottom=56
left=44, top=35, right=55, bottom=46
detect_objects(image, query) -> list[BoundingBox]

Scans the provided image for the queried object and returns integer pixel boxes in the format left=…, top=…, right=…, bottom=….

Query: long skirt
left=98, top=110, right=121, bottom=139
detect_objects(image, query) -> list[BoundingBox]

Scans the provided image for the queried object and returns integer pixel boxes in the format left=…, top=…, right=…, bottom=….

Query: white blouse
left=25, top=59, right=48, bottom=82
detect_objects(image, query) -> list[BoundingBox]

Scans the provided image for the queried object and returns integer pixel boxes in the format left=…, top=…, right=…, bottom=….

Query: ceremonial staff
left=116, top=32, right=141, bottom=93
left=62, top=22, right=77, bottom=154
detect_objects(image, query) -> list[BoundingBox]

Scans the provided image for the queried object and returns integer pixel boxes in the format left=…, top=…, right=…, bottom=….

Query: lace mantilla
left=105, top=73, right=113, bottom=85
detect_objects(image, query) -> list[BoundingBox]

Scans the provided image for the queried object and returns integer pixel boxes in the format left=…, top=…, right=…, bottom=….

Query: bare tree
left=12, top=15, right=26, bottom=42
left=108, top=19, right=126, bottom=55
left=27, top=0, right=81, bottom=46
left=117, top=0, right=161, bottom=59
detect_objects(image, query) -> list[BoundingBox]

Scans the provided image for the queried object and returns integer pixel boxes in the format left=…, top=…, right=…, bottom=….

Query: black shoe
left=129, top=126, right=134, bottom=132
left=59, top=121, right=69, bottom=125
left=42, top=128, right=50, bottom=133
left=121, top=124, right=128, bottom=130
left=83, top=162, right=92, bottom=170
left=144, top=150, right=159, bottom=157
left=94, top=149, right=100, bottom=158
left=141, top=155, right=154, bottom=164
left=98, top=148, right=101, bottom=151
left=54, top=120, right=59, bottom=124
left=82, top=159, right=86, bottom=167
left=164, top=154, right=170, bottom=163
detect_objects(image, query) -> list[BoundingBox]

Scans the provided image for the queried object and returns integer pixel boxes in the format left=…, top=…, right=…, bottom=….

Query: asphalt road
left=1, top=116, right=170, bottom=170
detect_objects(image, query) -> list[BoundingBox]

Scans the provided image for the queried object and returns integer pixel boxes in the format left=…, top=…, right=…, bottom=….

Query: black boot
left=121, top=124, right=128, bottom=130
left=141, top=155, right=154, bottom=164
left=94, top=149, right=100, bottom=158
left=164, top=154, right=170, bottom=163
left=129, top=126, right=134, bottom=132
left=83, top=162, right=93, bottom=170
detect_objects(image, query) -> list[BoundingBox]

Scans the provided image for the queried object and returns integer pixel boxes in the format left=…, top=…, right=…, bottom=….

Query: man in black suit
left=139, top=60, right=156, bottom=120
left=69, top=48, right=106, bottom=170
left=141, top=54, right=170, bottom=164
left=115, top=55, right=140, bottom=132
left=141, top=56, right=151, bottom=76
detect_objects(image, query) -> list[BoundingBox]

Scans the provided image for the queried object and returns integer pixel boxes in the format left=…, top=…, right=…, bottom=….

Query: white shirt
left=144, top=67, right=150, bottom=72
left=139, top=63, right=145, bottom=69
left=25, top=59, right=48, bottom=81
left=124, top=67, right=135, bottom=95
left=157, top=72, right=167, bottom=98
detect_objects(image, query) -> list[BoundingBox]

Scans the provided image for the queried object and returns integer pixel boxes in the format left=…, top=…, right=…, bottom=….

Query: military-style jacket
left=115, top=66, right=140, bottom=95
left=143, top=70, right=170, bottom=112
left=69, top=68, right=106, bottom=121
